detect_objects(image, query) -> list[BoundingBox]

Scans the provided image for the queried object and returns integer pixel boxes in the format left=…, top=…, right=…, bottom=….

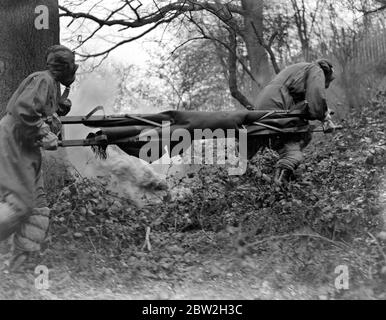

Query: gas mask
left=56, top=62, right=79, bottom=87
left=46, top=45, right=78, bottom=87
left=325, top=68, right=335, bottom=89
left=315, top=59, right=334, bottom=89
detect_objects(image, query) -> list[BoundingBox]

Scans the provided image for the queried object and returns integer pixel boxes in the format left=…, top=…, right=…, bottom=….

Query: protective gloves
left=45, top=113, right=62, bottom=136
left=58, top=98, right=72, bottom=116
left=322, top=108, right=339, bottom=133
left=35, top=123, right=58, bottom=150
left=57, top=87, right=72, bottom=116
left=273, top=167, right=293, bottom=186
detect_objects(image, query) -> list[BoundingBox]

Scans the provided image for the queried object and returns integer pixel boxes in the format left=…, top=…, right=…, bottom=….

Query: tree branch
left=185, top=15, right=256, bottom=81
left=363, top=4, right=386, bottom=15
left=76, top=17, right=175, bottom=58
left=251, top=22, right=280, bottom=74
left=59, top=1, right=245, bottom=60
left=59, top=1, right=245, bottom=28
left=227, top=30, right=255, bottom=110
left=59, top=2, right=192, bottom=27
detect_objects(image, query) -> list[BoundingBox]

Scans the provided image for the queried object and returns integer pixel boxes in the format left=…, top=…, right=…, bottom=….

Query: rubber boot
left=273, top=167, right=293, bottom=186
left=8, top=250, right=30, bottom=273
left=0, top=235, right=13, bottom=271
left=0, top=194, right=26, bottom=242
left=10, top=207, right=50, bottom=272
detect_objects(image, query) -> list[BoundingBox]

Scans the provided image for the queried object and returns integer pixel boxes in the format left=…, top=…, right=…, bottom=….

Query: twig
left=142, top=226, right=152, bottom=251
left=363, top=4, right=386, bottom=15
left=254, top=170, right=272, bottom=184
left=88, top=234, right=98, bottom=256
left=245, top=233, right=350, bottom=250
left=250, top=22, right=280, bottom=74
left=227, top=30, right=256, bottom=110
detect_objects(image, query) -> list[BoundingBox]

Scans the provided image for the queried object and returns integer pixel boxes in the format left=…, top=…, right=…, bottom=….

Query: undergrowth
left=10, top=92, right=386, bottom=299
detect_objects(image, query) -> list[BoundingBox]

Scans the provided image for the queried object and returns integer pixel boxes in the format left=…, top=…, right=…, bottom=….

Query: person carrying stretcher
left=254, top=59, right=338, bottom=185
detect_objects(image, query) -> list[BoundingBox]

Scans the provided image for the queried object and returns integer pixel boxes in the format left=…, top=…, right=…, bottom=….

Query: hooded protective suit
left=256, top=61, right=330, bottom=121
left=0, top=45, right=77, bottom=265
left=254, top=60, right=334, bottom=183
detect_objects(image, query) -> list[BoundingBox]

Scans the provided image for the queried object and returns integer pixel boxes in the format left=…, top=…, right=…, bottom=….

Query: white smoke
left=64, top=74, right=168, bottom=207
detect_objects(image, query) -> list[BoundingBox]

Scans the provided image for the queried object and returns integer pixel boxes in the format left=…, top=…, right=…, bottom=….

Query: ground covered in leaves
left=1, top=94, right=386, bottom=300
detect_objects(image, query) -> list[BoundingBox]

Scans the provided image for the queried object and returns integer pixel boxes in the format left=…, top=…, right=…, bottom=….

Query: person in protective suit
left=0, top=45, right=78, bottom=271
left=254, top=59, right=336, bottom=185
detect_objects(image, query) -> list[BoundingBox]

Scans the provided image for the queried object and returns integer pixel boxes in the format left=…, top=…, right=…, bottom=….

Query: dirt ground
left=1, top=94, right=386, bottom=300
left=0, top=252, right=336, bottom=300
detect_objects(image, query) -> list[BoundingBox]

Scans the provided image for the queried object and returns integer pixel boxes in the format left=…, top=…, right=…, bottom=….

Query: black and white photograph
left=0, top=0, right=386, bottom=304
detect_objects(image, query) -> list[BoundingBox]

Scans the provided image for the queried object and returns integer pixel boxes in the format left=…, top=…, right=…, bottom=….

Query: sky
left=59, top=0, right=177, bottom=68
left=58, top=0, right=366, bottom=69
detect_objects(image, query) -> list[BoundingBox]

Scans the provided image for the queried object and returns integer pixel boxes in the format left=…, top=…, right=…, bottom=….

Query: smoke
left=64, top=74, right=168, bottom=207
left=65, top=75, right=117, bottom=176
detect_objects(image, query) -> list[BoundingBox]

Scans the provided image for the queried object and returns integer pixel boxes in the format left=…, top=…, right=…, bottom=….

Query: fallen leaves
left=3, top=91, right=385, bottom=300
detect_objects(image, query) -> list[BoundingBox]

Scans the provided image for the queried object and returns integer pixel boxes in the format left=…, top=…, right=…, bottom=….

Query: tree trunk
left=0, top=1, right=67, bottom=192
left=291, top=0, right=312, bottom=62
left=0, top=0, right=59, bottom=117
left=241, top=0, right=272, bottom=105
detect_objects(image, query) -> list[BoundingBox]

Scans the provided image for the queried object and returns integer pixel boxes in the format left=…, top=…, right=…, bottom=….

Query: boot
left=274, top=167, right=293, bottom=186
left=0, top=196, right=26, bottom=242
left=14, top=207, right=50, bottom=252
left=0, top=235, right=13, bottom=271
left=8, top=249, right=30, bottom=273
left=10, top=207, right=50, bottom=272
left=0, top=235, right=12, bottom=255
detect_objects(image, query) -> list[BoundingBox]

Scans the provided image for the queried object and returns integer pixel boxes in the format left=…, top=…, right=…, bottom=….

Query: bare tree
left=59, top=0, right=272, bottom=108
left=361, top=0, right=386, bottom=15
left=290, top=0, right=327, bottom=61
